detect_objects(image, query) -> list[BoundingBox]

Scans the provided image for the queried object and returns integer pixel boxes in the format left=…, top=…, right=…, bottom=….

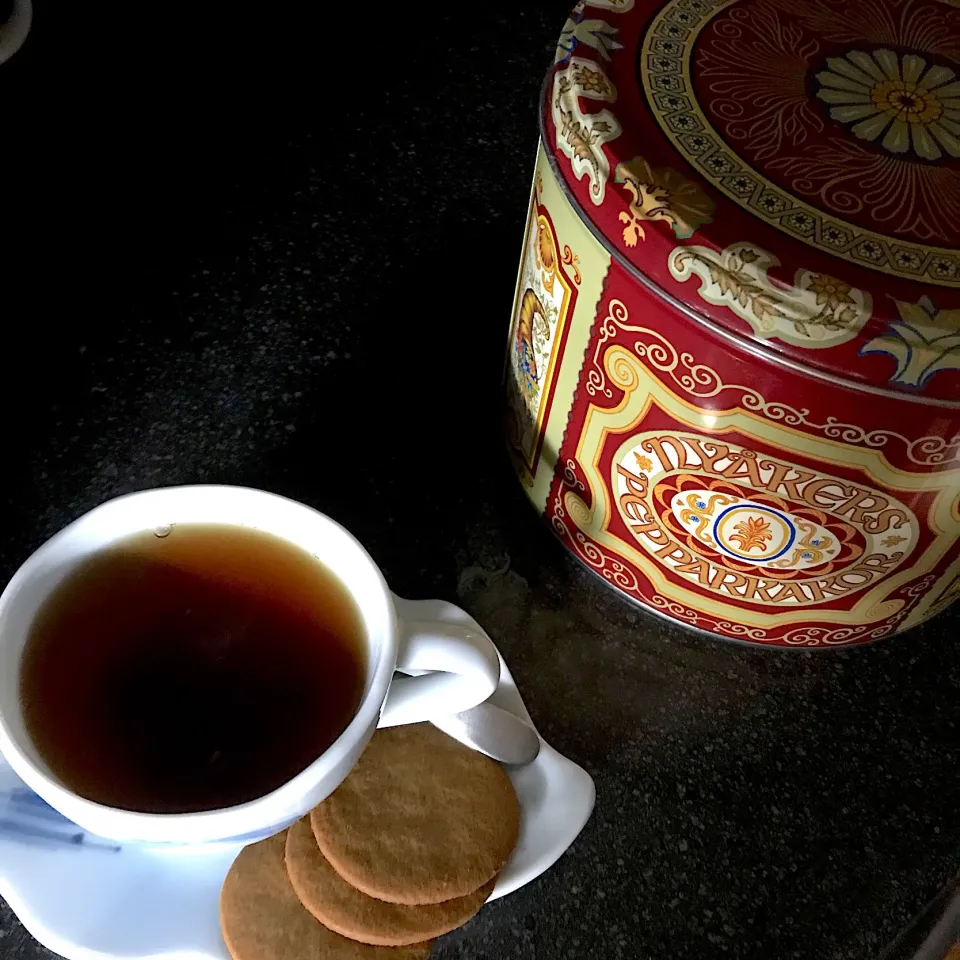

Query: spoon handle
left=431, top=701, right=541, bottom=766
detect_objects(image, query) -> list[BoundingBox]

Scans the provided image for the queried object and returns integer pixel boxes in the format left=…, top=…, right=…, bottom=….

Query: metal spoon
left=431, top=701, right=541, bottom=765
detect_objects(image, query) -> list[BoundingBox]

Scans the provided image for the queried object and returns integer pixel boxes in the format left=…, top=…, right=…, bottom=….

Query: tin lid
left=543, top=0, right=960, bottom=404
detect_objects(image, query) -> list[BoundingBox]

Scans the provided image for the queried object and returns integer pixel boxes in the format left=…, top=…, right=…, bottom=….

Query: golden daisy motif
left=806, top=273, right=855, bottom=312
left=572, top=64, right=615, bottom=99
left=816, top=49, right=960, bottom=160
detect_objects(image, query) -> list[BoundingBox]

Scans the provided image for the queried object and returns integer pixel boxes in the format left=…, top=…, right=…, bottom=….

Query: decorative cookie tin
left=504, top=0, right=960, bottom=647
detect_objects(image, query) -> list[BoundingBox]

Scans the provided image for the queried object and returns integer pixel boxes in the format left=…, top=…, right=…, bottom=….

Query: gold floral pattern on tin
left=572, top=62, right=617, bottom=99
left=668, top=241, right=872, bottom=347
left=552, top=57, right=621, bottom=205
left=728, top=515, right=773, bottom=554
left=614, top=156, right=714, bottom=244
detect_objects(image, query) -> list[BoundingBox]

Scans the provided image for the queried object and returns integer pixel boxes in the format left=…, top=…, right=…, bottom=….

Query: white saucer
left=0, top=598, right=595, bottom=960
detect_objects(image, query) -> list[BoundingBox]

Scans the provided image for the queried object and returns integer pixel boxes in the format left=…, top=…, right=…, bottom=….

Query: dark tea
left=18, top=524, right=366, bottom=814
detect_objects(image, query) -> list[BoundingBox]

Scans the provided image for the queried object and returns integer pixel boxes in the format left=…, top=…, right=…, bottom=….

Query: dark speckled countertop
left=2, top=3, right=959, bottom=959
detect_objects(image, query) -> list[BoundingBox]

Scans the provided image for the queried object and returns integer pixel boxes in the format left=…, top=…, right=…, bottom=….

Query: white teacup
left=0, top=486, right=501, bottom=846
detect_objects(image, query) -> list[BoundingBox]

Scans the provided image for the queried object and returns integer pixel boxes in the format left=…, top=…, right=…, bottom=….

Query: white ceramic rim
left=0, top=486, right=398, bottom=843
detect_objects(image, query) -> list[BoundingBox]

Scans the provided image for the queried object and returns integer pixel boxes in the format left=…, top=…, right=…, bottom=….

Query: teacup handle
left=377, top=618, right=501, bottom=727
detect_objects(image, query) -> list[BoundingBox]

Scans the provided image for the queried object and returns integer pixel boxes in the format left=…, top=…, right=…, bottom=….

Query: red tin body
left=505, top=0, right=960, bottom=646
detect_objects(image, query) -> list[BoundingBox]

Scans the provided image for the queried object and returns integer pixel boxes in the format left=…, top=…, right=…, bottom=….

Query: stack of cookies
left=220, top=723, right=521, bottom=959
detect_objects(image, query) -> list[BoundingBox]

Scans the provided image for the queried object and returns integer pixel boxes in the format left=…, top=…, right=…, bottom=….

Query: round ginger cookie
left=286, top=817, right=494, bottom=945
left=310, top=723, right=520, bottom=905
left=220, top=831, right=431, bottom=960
